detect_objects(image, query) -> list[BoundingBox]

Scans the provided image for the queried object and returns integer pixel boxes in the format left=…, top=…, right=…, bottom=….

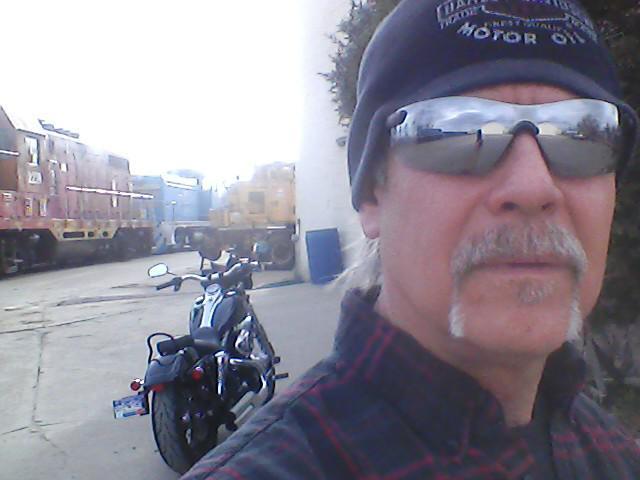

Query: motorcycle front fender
left=144, top=353, right=189, bottom=387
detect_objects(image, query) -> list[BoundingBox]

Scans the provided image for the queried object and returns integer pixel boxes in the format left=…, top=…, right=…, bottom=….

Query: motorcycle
left=113, top=252, right=287, bottom=474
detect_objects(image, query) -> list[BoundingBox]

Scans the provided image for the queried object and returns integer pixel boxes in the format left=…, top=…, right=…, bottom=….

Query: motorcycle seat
left=192, top=327, right=223, bottom=352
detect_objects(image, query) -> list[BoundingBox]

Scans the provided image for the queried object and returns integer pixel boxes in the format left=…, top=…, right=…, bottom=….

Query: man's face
left=359, top=83, right=616, bottom=360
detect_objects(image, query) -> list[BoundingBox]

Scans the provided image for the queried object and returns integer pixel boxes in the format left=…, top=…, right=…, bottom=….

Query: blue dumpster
left=305, top=228, right=344, bottom=284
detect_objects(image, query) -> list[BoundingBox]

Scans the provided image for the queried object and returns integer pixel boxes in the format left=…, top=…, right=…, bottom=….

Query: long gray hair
left=334, top=236, right=382, bottom=292
left=334, top=160, right=387, bottom=292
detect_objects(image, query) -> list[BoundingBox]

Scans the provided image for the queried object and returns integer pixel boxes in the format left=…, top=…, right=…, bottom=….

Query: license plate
left=113, top=394, right=149, bottom=419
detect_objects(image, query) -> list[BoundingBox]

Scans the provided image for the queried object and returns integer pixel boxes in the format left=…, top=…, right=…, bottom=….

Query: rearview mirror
left=148, top=263, right=169, bottom=278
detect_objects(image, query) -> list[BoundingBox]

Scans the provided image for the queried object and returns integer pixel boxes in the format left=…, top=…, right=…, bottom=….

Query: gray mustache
left=450, top=223, right=588, bottom=282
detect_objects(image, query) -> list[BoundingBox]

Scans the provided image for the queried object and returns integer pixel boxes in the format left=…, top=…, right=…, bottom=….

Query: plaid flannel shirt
left=182, top=289, right=640, bottom=480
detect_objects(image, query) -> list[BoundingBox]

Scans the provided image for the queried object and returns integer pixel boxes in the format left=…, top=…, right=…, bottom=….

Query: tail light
left=191, top=366, right=205, bottom=381
left=130, top=379, right=143, bottom=391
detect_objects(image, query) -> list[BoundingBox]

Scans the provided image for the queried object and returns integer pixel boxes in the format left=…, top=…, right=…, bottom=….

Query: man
left=183, top=0, right=640, bottom=478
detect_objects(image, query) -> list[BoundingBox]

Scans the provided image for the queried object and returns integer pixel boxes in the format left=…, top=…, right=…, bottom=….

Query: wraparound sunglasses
left=387, top=97, right=624, bottom=178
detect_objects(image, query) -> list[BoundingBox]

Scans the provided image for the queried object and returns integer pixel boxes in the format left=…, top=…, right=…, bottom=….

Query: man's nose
left=485, top=133, right=564, bottom=216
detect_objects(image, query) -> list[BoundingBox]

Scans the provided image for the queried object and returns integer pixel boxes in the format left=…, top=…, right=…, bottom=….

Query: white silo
left=296, top=0, right=362, bottom=281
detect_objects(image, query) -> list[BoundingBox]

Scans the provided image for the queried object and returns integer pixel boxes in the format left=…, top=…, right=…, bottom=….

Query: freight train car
left=0, top=106, right=153, bottom=274
left=132, top=171, right=214, bottom=253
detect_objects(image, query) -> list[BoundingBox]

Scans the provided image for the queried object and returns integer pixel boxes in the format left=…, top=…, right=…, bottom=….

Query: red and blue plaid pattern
left=183, top=289, right=640, bottom=479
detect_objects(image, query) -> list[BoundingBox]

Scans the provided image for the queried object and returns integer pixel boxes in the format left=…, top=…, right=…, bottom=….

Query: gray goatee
left=448, top=222, right=587, bottom=341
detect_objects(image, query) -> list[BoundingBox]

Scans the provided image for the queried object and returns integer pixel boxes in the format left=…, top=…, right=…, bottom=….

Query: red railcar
left=0, top=105, right=153, bottom=274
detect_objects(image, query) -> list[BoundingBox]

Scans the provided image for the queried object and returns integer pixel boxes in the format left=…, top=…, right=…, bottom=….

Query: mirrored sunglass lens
left=393, top=134, right=511, bottom=175
left=527, top=99, right=621, bottom=176
left=541, top=136, right=618, bottom=177
left=390, top=98, right=622, bottom=177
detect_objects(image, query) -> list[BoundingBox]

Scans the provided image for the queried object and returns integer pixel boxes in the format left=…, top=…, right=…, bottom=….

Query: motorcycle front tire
left=151, top=384, right=218, bottom=474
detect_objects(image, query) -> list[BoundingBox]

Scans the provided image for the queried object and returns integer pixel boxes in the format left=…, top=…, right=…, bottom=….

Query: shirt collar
left=333, top=288, right=587, bottom=453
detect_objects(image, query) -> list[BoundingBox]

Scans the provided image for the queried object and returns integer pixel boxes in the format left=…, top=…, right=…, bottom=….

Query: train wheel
left=268, top=235, right=295, bottom=270
left=0, top=238, right=19, bottom=275
left=133, top=230, right=153, bottom=256
left=140, top=240, right=152, bottom=256
left=113, top=231, right=134, bottom=260
left=174, top=230, right=186, bottom=250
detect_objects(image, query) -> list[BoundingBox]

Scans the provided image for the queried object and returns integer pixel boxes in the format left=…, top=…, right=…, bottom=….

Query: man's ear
left=358, top=200, right=381, bottom=239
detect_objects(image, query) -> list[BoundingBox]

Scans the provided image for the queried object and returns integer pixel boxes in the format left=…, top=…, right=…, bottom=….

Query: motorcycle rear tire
left=151, top=385, right=218, bottom=474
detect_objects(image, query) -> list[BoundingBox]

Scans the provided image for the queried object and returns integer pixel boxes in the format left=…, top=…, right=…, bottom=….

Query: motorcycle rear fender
left=144, top=353, right=189, bottom=387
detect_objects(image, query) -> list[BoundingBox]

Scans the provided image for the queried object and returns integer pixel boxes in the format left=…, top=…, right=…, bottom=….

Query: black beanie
left=348, top=0, right=639, bottom=210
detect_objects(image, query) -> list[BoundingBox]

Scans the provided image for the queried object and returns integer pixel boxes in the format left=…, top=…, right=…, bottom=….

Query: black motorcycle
left=113, top=253, right=287, bottom=474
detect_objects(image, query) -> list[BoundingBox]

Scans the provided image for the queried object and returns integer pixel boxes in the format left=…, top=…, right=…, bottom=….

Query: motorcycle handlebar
left=206, top=262, right=255, bottom=289
left=154, top=258, right=256, bottom=291
left=156, top=277, right=180, bottom=290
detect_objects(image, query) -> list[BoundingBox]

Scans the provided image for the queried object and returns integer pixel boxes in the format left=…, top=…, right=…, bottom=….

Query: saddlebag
left=144, top=353, right=189, bottom=387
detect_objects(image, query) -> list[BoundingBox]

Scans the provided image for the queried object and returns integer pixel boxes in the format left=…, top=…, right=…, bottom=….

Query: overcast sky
left=0, top=1, right=304, bottom=187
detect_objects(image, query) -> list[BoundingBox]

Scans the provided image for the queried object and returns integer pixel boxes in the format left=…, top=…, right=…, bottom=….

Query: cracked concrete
left=1, top=425, right=29, bottom=435
left=0, top=310, right=143, bottom=335
left=0, top=330, right=40, bottom=436
left=1, top=328, right=69, bottom=467
left=31, top=330, right=48, bottom=426
left=56, top=292, right=180, bottom=307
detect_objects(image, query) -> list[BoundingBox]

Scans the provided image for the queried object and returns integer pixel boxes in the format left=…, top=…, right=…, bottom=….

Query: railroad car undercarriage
left=0, top=227, right=152, bottom=275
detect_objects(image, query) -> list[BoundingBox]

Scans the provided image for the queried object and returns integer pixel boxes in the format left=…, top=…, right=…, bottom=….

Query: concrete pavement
left=0, top=252, right=342, bottom=479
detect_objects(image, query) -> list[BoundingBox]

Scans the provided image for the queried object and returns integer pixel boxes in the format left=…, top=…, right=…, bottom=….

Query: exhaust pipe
left=229, top=373, right=270, bottom=425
